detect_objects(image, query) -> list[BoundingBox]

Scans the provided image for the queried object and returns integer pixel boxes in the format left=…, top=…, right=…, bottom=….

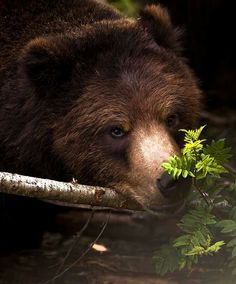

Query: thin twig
left=53, top=209, right=95, bottom=279
left=192, top=174, right=210, bottom=207
left=42, top=211, right=111, bottom=284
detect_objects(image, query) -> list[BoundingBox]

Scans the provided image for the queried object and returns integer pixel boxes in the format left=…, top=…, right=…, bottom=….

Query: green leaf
left=227, top=238, right=236, bottom=248
left=153, top=245, right=180, bottom=276
left=230, top=207, right=236, bottom=220
left=178, top=258, right=187, bottom=270
left=203, top=139, right=232, bottom=164
left=229, top=181, right=236, bottom=192
left=196, top=154, right=227, bottom=179
left=173, top=235, right=190, bottom=247
left=162, top=155, right=194, bottom=180
left=217, top=220, right=236, bottom=234
left=232, top=246, right=236, bottom=257
left=179, top=125, right=206, bottom=143
left=206, top=241, right=225, bottom=253
left=182, top=170, right=189, bottom=178
left=185, top=246, right=205, bottom=256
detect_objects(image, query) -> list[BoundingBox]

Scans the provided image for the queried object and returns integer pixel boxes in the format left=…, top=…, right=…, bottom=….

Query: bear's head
left=19, top=5, right=201, bottom=215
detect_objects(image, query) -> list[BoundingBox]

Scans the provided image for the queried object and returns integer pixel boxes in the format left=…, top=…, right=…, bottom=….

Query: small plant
left=154, top=125, right=236, bottom=281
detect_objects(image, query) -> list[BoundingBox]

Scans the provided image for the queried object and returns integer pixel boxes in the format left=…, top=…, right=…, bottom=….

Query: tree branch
left=0, top=171, right=142, bottom=211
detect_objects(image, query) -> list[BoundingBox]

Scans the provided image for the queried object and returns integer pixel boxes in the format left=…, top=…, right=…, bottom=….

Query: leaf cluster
left=217, top=207, right=236, bottom=276
left=154, top=209, right=224, bottom=275
left=154, top=125, right=235, bottom=279
left=162, top=126, right=231, bottom=180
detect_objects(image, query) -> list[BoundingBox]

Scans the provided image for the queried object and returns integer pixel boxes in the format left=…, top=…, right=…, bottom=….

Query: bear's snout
left=125, top=124, right=191, bottom=212
left=156, top=172, right=192, bottom=201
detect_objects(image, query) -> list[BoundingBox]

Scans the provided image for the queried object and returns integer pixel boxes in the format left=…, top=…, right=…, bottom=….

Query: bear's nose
left=157, top=172, right=191, bottom=200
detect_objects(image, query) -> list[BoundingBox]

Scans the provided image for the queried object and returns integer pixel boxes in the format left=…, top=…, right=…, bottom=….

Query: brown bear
left=0, top=0, right=201, bottom=216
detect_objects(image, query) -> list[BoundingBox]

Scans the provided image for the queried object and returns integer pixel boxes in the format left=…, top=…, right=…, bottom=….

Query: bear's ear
left=20, top=36, right=77, bottom=93
left=139, top=4, right=182, bottom=53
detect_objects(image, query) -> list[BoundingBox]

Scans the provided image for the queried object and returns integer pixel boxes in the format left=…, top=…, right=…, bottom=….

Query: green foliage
left=153, top=245, right=180, bottom=276
left=196, top=153, right=227, bottom=179
left=216, top=207, right=236, bottom=277
left=162, top=125, right=230, bottom=180
left=107, top=0, right=139, bottom=17
left=154, top=125, right=236, bottom=280
left=162, top=155, right=194, bottom=179
left=204, top=139, right=232, bottom=164
left=181, top=125, right=206, bottom=144
left=154, top=208, right=224, bottom=274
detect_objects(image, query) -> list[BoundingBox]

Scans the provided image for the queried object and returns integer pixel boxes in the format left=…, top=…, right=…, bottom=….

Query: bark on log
left=0, top=171, right=142, bottom=211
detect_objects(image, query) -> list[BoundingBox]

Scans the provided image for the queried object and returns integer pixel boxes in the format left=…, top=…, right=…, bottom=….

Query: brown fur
left=0, top=0, right=201, bottom=211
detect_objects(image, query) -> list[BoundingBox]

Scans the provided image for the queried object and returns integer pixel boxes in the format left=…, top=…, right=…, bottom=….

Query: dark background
left=110, top=0, right=236, bottom=108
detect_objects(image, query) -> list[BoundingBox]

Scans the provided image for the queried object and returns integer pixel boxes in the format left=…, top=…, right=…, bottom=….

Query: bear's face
left=52, top=52, right=200, bottom=212
left=19, top=5, right=201, bottom=213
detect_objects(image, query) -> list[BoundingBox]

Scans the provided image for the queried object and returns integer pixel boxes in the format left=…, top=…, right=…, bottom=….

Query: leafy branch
left=154, top=125, right=236, bottom=280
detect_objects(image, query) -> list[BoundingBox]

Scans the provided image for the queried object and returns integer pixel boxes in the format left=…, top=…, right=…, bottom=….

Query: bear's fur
left=0, top=0, right=201, bottom=212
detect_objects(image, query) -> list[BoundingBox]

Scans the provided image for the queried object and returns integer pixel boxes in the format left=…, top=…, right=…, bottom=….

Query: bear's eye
left=166, top=114, right=179, bottom=128
left=110, top=127, right=126, bottom=138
